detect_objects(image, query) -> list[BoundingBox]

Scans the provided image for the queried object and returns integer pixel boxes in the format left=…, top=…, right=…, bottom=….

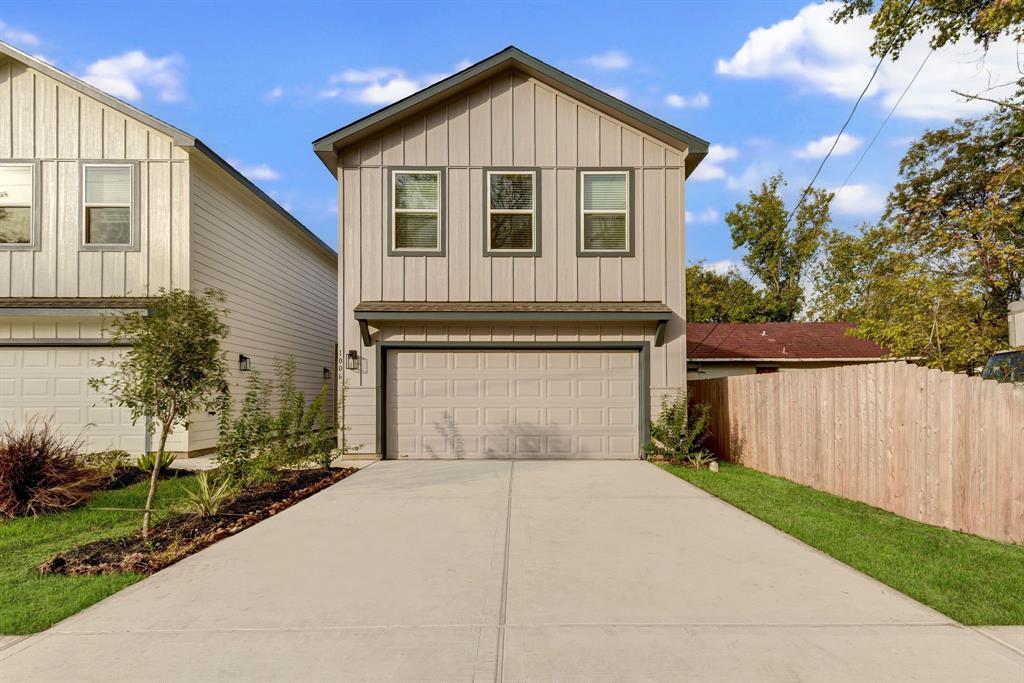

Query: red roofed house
left=687, top=322, right=889, bottom=380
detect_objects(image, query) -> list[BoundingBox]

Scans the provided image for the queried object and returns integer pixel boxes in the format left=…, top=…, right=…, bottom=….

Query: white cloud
left=80, top=51, right=185, bottom=103
left=0, top=21, right=40, bottom=48
left=690, top=144, right=740, bottom=182
left=705, top=259, right=752, bottom=279
left=665, top=92, right=710, bottom=109
left=794, top=132, right=862, bottom=159
left=716, top=1, right=1021, bottom=120
left=828, top=183, right=885, bottom=214
left=229, top=160, right=280, bottom=182
left=686, top=208, right=720, bottom=224
left=583, top=50, right=631, bottom=70
left=321, top=64, right=458, bottom=105
left=264, top=86, right=284, bottom=102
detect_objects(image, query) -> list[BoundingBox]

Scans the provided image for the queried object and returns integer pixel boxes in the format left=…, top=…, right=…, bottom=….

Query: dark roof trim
left=0, top=297, right=155, bottom=309
left=0, top=43, right=193, bottom=146
left=0, top=41, right=336, bottom=262
left=313, top=46, right=709, bottom=177
left=689, top=357, right=889, bottom=363
left=355, top=301, right=671, bottom=317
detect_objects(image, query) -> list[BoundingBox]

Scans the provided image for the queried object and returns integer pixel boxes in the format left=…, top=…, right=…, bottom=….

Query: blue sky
left=3, top=1, right=1018, bottom=271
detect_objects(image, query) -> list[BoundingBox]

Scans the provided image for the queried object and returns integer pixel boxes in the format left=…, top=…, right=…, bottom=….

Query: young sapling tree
left=90, top=288, right=229, bottom=538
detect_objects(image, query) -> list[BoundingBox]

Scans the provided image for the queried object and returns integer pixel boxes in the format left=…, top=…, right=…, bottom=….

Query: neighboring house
left=687, top=322, right=889, bottom=380
left=0, top=42, right=337, bottom=456
left=1010, top=301, right=1023, bottom=347
left=314, top=46, right=708, bottom=459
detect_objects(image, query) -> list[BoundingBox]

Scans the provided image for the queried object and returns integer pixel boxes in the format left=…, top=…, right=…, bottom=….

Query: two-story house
left=315, top=47, right=707, bottom=459
left=0, top=42, right=338, bottom=456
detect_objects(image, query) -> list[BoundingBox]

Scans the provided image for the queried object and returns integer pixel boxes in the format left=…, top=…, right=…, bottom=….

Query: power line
left=691, top=1, right=921, bottom=358
left=831, top=48, right=934, bottom=206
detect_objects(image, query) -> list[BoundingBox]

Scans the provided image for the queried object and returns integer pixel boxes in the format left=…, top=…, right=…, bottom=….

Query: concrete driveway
left=1, top=460, right=1021, bottom=682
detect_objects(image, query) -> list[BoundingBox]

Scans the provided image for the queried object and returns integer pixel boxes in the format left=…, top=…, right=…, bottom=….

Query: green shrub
left=0, top=420, right=104, bottom=518
left=136, top=451, right=177, bottom=475
left=216, top=368, right=274, bottom=483
left=178, top=471, right=235, bottom=517
left=645, top=390, right=713, bottom=468
left=216, top=356, right=336, bottom=486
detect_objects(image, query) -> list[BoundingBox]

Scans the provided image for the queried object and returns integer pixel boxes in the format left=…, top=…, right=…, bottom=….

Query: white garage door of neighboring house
left=386, top=349, right=641, bottom=459
left=0, top=347, right=145, bottom=453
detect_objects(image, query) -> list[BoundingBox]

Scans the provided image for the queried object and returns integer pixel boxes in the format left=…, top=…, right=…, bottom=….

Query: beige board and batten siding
left=0, top=57, right=190, bottom=299
left=188, top=153, right=338, bottom=452
left=338, top=70, right=686, bottom=455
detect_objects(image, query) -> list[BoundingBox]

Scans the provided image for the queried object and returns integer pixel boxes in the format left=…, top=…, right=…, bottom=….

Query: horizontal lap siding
left=337, top=71, right=688, bottom=455
left=0, top=58, right=189, bottom=299
left=189, top=157, right=338, bottom=452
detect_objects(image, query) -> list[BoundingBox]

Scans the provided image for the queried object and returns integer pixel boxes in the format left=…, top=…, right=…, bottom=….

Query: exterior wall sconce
left=346, top=350, right=359, bottom=371
left=323, top=367, right=332, bottom=380
left=238, top=354, right=251, bottom=372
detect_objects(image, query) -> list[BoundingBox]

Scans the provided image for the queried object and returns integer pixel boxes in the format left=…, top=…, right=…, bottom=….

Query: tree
left=725, top=174, right=832, bottom=321
left=91, top=289, right=229, bottom=538
left=813, top=100, right=1024, bottom=371
left=685, top=262, right=765, bottom=323
left=832, top=0, right=1024, bottom=61
left=832, top=1, right=1024, bottom=111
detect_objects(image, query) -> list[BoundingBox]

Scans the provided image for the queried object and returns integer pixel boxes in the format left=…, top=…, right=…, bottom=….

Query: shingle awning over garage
left=353, top=301, right=673, bottom=346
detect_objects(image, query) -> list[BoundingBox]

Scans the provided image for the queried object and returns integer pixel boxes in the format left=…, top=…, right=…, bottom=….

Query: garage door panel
left=3, top=347, right=144, bottom=453
left=387, top=349, right=640, bottom=459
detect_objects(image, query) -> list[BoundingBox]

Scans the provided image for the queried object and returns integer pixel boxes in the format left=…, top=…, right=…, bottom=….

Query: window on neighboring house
left=83, top=164, right=133, bottom=246
left=391, top=169, right=442, bottom=253
left=579, top=170, right=631, bottom=254
left=486, top=170, right=537, bottom=254
left=0, top=164, right=34, bottom=246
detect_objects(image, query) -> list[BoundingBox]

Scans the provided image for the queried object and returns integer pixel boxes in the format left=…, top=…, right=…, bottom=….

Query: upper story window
left=579, top=170, right=632, bottom=255
left=0, top=163, right=36, bottom=249
left=390, top=169, right=443, bottom=255
left=486, top=170, right=538, bottom=255
left=83, top=164, right=134, bottom=248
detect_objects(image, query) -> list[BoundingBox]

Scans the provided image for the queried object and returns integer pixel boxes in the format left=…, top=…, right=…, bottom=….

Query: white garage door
left=386, top=349, right=640, bottom=459
left=0, top=347, right=146, bottom=453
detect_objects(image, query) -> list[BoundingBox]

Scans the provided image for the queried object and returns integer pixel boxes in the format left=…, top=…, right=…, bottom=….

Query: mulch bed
left=99, top=467, right=180, bottom=490
left=40, top=467, right=357, bottom=577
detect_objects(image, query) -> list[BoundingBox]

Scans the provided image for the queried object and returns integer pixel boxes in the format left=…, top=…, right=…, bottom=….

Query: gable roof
left=687, top=322, right=889, bottom=361
left=312, top=46, right=710, bottom=178
left=0, top=41, right=335, bottom=261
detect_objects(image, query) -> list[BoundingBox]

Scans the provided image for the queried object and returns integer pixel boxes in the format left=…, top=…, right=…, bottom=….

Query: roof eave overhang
left=688, top=357, right=889, bottom=363
left=354, top=303, right=673, bottom=347
left=313, top=47, right=709, bottom=178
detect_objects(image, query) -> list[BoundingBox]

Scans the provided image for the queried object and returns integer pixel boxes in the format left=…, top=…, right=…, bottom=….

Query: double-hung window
left=486, top=170, right=537, bottom=254
left=391, top=169, right=443, bottom=254
left=579, top=170, right=631, bottom=254
left=0, top=163, right=35, bottom=248
left=83, top=164, right=134, bottom=247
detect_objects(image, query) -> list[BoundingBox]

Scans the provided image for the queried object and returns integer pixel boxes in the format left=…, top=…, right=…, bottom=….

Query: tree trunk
left=142, top=424, right=171, bottom=540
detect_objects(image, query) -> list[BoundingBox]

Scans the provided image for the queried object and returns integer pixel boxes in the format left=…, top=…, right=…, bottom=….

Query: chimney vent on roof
left=761, top=330, right=767, bottom=336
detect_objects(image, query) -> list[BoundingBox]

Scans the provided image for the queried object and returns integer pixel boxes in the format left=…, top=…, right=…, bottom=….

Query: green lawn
left=662, top=462, right=1024, bottom=625
left=0, top=476, right=194, bottom=635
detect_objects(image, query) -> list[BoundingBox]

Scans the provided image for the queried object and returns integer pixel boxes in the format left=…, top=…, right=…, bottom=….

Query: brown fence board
left=688, top=362, right=1024, bottom=544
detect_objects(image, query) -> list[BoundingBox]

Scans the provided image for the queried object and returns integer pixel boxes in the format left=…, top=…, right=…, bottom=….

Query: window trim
left=0, top=160, right=42, bottom=252
left=387, top=167, right=446, bottom=257
left=483, top=167, right=541, bottom=257
left=80, top=161, right=141, bottom=252
left=576, top=168, right=634, bottom=257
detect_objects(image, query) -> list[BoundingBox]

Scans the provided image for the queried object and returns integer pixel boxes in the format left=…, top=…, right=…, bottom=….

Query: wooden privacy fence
left=688, top=362, right=1024, bottom=544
